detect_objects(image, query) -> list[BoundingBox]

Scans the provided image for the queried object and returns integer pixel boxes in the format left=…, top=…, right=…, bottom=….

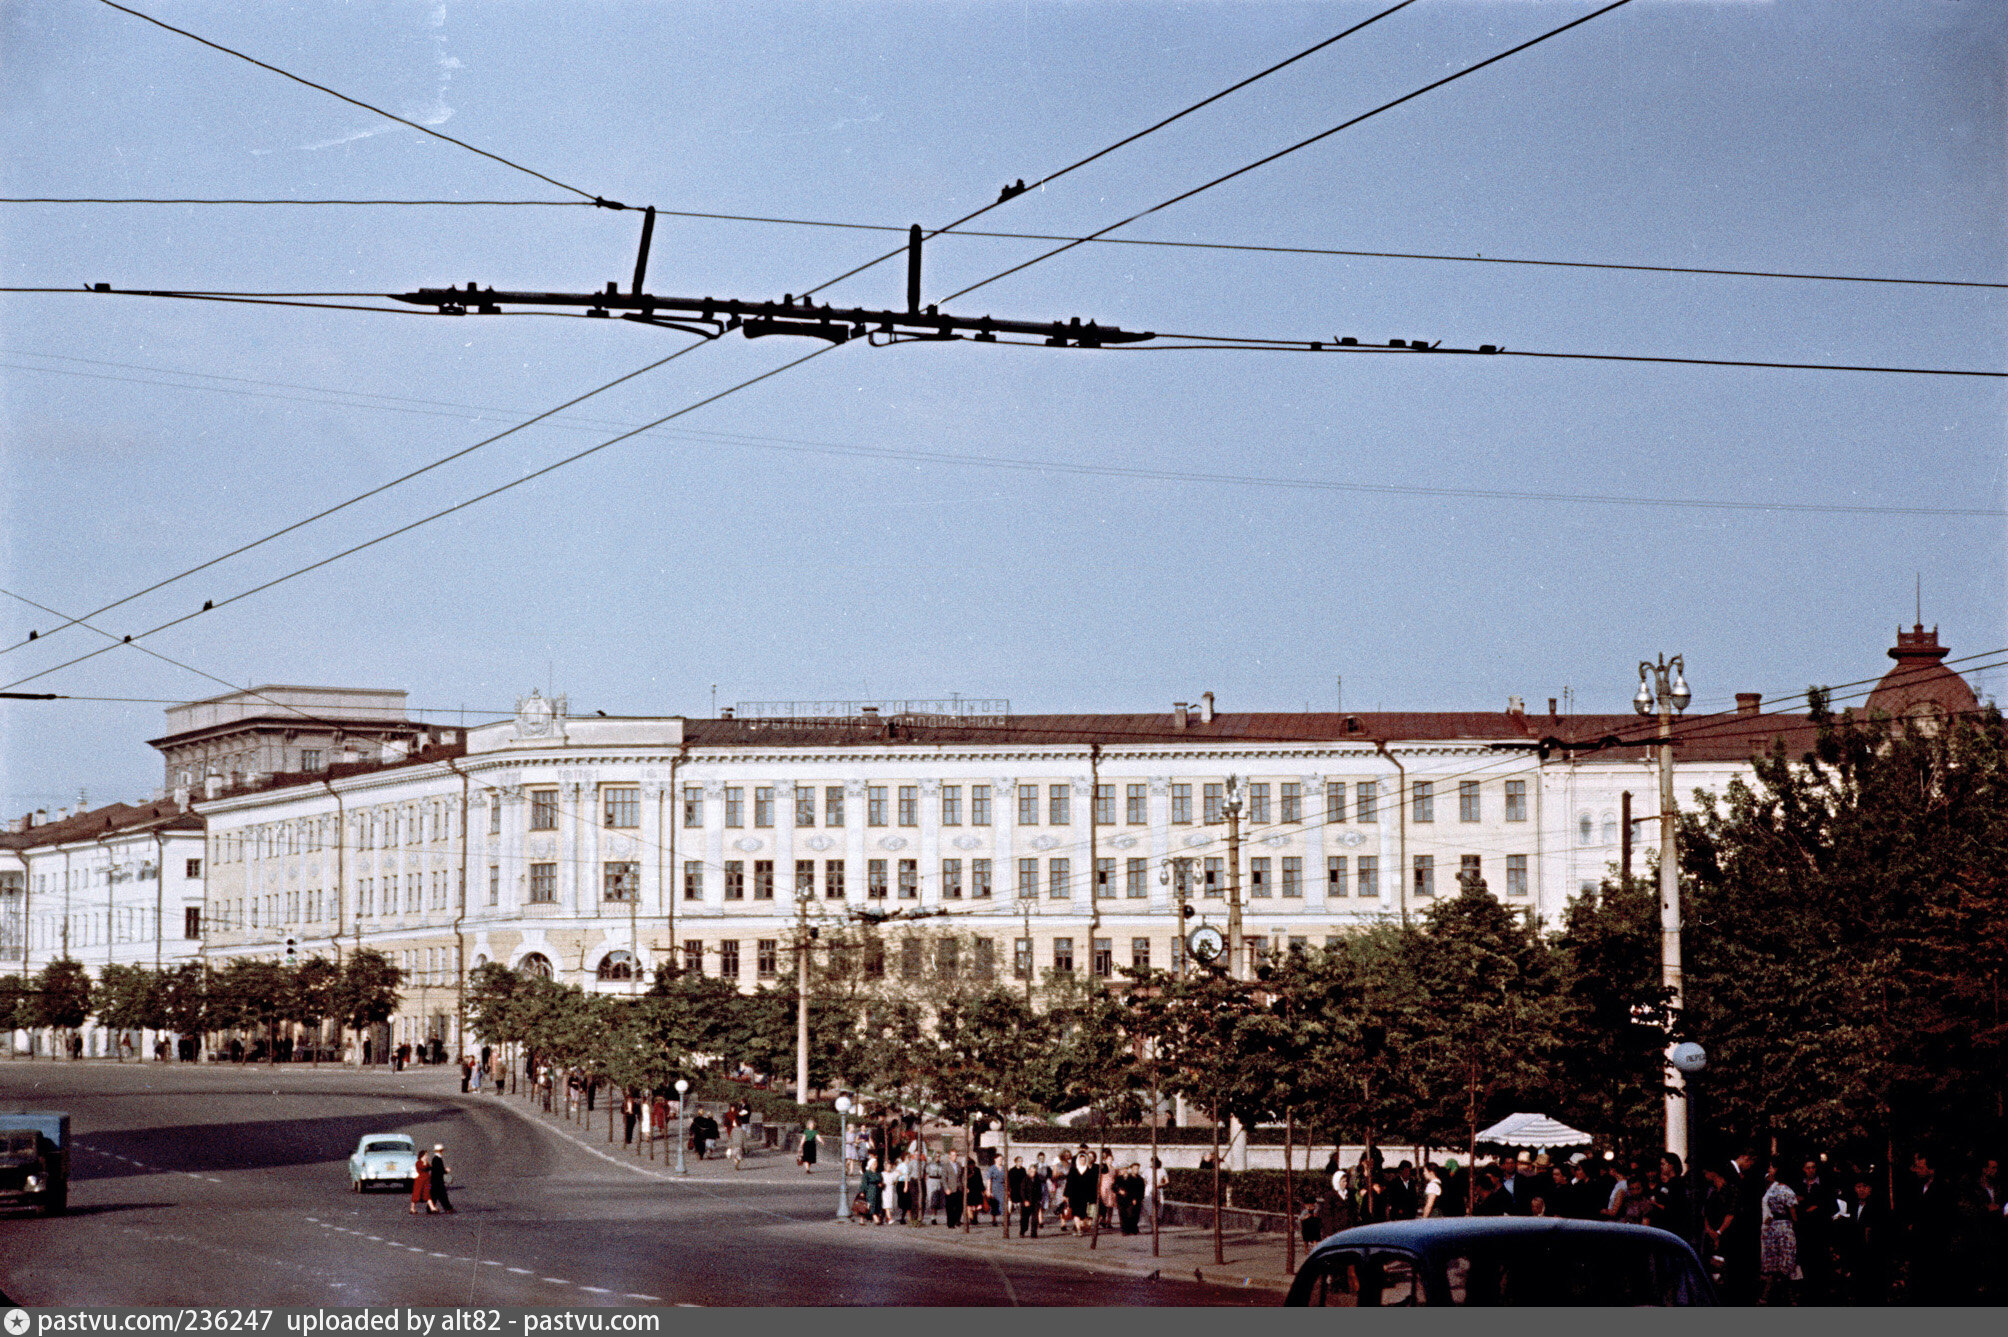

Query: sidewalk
left=818, top=1211, right=1301, bottom=1294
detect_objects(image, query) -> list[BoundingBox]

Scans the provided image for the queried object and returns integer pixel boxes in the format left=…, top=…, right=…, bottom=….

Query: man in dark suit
left=426, top=1144, right=455, bottom=1214
left=1833, top=1174, right=1889, bottom=1305
left=1905, top=1150, right=1959, bottom=1303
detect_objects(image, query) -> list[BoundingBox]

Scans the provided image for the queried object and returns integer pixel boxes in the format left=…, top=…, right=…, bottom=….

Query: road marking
left=623, top=1294, right=660, bottom=1302
left=429, top=1252, right=451, bottom=1259
left=577, top=1287, right=611, bottom=1295
left=481, top=1261, right=502, bottom=1267
left=506, top=1267, right=532, bottom=1275
left=540, top=1278, right=570, bottom=1286
left=366, top=1236, right=383, bottom=1242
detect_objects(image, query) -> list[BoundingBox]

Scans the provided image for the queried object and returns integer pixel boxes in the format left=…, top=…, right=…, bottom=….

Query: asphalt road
left=0, top=1060, right=1267, bottom=1307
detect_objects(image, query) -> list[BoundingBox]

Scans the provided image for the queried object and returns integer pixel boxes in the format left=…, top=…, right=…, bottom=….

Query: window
left=300, top=749, right=322, bottom=772
left=942, top=858, right=963, bottom=899
left=1289, top=935, right=1308, bottom=957
left=795, top=786, right=816, bottom=827
left=754, top=786, right=774, bottom=828
left=1459, top=853, right=1482, bottom=892
left=184, top=906, right=202, bottom=939
left=825, top=859, right=845, bottom=899
left=186, top=858, right=203, bottom=879
left=1328, top=855, right=1347, bottom=897
left=724, top=787, right=744, bottom=828
left=604, top=787, right=640, bottom=829
left=530, top=790, right=559, bottom=830
left=863, top=939, right=884, bottom=979
left=1327, top=781, right=1346, bottom=824
left=754, top=860, right=775, bottom=900
left=975, top=938, right=996, bottom=980
left=1245, top=936, right=1268, bottom=974
left=1359, top=855, right=1380, bottom=899
left=1171, top=783, right=1193, bottom=824
left=1048, top=857, right=1071, bottom=900
left=1413, top=854, right=1435, bottom=898
left=1014, top=937, right=1032, bottom=980
left=1250, top=856, right=1271, bottom=897
left=1460, top=781, right=1481, bottom=824
left=1413, top=782, right=1434, bottom=823
left=972, top=858, right=992, bottom=899
left=1047, top=784, right=1074, bottom=826
left=1017, top=784, right=1040, bottom=825
left=898, top=859, right=918, bottom=900
left=1095, top=857, right=1113, bottom=899
left=868, top=859, right=888, bottom=899
left=1092, top=937, right=1113, bottom=978
left=1126, top=783, right=1147, bottom=825
left=1126, top=857, right=1148, bottom=899
left=529, top=863, right=556, bottom=904
left=937, top=937, right=959, bottom=980
left=1053, top=937, right=1074, bottom=975
left=1018, top=858, right=1040, bottom=899
left=603, top=862, right=639, bottom=902
left=1507, top=854, right=1529, bottom=898
left=1204, top=857, right=1223, bottom=898
left=795, top=860, right=815, bottom=899
left=898, top=785, right=918, bottom=827
left=489, top=800, right=502, bottom=835
left=682, top=940, right=703, bottom=974
left=940, top=785, right=962, bottom=826
left=1249, top=783, right=1271, bottom=824
left=826, top=786, right=846, bottom=827
left=1204, top=783, right=1223, bottom=824
left=682, top=787, right=704, bottom=828
left=1283, top=856, right=1303, bottom=898
left=867, top=786, right=888, bottom=827
left=719, top=940, right=740, bottom=979
left=1132, top=937, right=1151, bottom=970
left=1357, top=781, right=1378, bottom=823
left=757, top=939, right=778, bottom=978
left=724, top=861, right=745, bottom=901
left=683, top=860, right=703, bottom=901
left=1281, top=782, right=1302, bottom=823
left=971, top=784, right=991, bottom=826
left=488, top=866, right=499, bottom=907
left=901, top=938, right=923, bottom=981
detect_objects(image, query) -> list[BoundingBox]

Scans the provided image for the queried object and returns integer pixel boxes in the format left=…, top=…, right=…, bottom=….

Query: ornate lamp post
left=674, top=1077, right=690, bottom=1176
left=835, top=1095, right=854, bottom=1219
left=1635, top=654, right=1691, bottom=1164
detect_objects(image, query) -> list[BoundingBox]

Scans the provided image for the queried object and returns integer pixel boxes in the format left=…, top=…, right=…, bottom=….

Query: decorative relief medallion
left=1030, top=835, right=1061, bottom=851
left=609, top=836, right=636, bottom=857
left=1339, top=830, right=1368, bottom=849
left=877, top=836, right=908, bottom=852
left=514, top=690, right=566, bottom=739
left=530, top=837, right=557, bottom=858
left=733, top=837, right=764, bottom=853
left=1261, top=834, right=1291, bottom=848
left=1184, top=834, right=1214, bottom=848
left=1112, top=835, right=1138, bottom=850
left=951, top=835, right=983, bottom=851
left=805, top=835, right=836, bottom=852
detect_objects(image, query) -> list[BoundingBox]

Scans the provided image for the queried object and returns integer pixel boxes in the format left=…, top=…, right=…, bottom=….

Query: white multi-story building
left=186, top=626, right=1985, bottom=1059
left=0, top=799, right=207, bottom=1056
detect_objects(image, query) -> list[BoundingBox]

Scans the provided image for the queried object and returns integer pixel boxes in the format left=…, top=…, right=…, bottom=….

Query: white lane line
left=506, top=1267, right=533, bottom=1275
left=429, top=1252, right=450, bottom=1259
left=577, top=1287, right=611, bottom=1295
left=405, top=1246, right=425, bottom=1253
left=205, top=1177, right=222, bottom=1183
left=623, top=1295, right=660, bottom=1303
left=481, top=1261, right=502, bottom=1267
left=366, top=1236, right=383, bottom=1242
left=540, top=1278, right=571, bottom=1286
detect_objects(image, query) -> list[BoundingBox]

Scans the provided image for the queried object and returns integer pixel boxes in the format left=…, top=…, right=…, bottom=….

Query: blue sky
left=3, top=0, right=2003, bottom=812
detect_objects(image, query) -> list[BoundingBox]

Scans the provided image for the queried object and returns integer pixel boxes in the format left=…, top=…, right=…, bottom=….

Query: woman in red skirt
left=410, top=1150, right=432, bottom=1214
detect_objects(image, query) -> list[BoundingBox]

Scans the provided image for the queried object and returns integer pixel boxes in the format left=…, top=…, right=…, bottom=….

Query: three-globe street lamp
left=1636, top=654, right=1691, bottom=1166
left=674, top=1077, right=690, bottom=1176
left=835, top=1095, right=854, bottom=1220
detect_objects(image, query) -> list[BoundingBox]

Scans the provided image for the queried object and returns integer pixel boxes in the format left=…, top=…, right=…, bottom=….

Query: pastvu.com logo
left=4, top=1307, right=31, bottom=1336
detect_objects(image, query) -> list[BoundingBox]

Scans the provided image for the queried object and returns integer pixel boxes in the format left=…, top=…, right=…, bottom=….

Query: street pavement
left=0, top=1059, right=1274, bottom=1307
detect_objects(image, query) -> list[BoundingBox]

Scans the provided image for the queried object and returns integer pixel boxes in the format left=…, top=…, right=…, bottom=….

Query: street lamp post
left=835, top=1095, right=853, bottom=1219
left=674, top=1077, right=690, bottom=1176
left=1635, top=653, right=1691, bottom=1166
left=1670, top=1041, right=1708, bottom=1253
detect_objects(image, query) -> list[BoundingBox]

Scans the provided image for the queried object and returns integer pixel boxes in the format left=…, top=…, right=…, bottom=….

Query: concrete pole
left=1657, top=688, right=1687, bottom=1165
left=1224, top=780, right=1243, bottom=979
left=795, top=896, right=811, bottom=1103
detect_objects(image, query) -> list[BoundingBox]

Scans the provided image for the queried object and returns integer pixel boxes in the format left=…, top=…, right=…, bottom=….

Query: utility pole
left=795, top=888, right=812, bottom=1103
left=1223, top=777, right=1243, bottom=979
left=1621, top=790, right=1632, bottom=892
left=1634, top=654, right=1691, bottom=1165
left=1087, top=744, right=1101, bottom=988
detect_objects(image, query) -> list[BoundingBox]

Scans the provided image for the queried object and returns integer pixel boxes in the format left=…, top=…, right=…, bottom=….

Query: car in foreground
left=1284, top=1217, right=1717, bottom=1306
left=348, top=1134, right=419, bottom=1193
left=0, top=1113, right=69, bottom=1216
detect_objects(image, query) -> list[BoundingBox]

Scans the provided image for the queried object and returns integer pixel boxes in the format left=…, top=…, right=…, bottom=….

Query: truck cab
left=0, top=1113, right=70, bottom=1216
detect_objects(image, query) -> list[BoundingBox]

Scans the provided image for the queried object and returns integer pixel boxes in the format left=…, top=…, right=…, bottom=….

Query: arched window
left=472, top=953, right=489, bottom=970
left=518, top=952, right=554, bottom=979
left=597, top=950, right=638, bottom=982
left=1578, top=814, right=1593, bottom=845
left=1600, top=814, right=1618, bottom=845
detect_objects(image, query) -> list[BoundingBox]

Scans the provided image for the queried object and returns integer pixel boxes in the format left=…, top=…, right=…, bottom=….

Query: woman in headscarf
left=862, top=1155, right=887, bottom=1225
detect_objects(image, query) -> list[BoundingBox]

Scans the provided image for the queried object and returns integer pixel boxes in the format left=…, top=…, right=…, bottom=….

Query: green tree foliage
left=94, top=964, right=163, bottom=1054
left=1679, top=707, right=2008, bottom=1160
left=33, top=959, right=93, bottom=1050
left=1549, top=875, right=1674, bottom=1155
left=332, top=948, right=403, bottom=1058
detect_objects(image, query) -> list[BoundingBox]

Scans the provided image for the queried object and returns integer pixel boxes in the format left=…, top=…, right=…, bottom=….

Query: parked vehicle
left=1284, top=1217, right=1717, bottom=1306
left=347, top=1133, right=419, bottom=1193
left=0, top=1113, right=70, bottom=1216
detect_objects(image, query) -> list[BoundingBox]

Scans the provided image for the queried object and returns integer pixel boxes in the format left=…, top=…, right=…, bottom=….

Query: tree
left=1549, top=875, right=1675, bottom=1155
left=33, top=959, right=92, bottom=1057
left=293, top=955, right=342, bottom=1060
left=159, top=963, right=210, bottom=1054
left=333, top=949, right=403, bottom=1062
left=94, top=964, right=163, bottom=1058
left=0, top=976, right=31, bottom=1053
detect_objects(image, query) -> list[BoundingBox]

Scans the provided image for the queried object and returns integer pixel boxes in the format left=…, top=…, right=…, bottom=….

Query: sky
left=2, top=0, right=2003, bottom=813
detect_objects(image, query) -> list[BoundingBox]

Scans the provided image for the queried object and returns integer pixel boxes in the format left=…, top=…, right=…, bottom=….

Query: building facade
left=147, top=684, right=422, bottom=797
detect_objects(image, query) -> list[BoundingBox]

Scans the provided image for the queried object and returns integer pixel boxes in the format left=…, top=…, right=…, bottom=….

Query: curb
left=813, top=1218, right=1295, bottom=1294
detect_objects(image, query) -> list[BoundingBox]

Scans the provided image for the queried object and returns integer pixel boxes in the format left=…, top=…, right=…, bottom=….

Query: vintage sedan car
left=347, top=1134, right=418, bottom=1193
left=0, top=1114, right=68, bottom=1216
left=1284, top=1217, right=1717, bottom=1306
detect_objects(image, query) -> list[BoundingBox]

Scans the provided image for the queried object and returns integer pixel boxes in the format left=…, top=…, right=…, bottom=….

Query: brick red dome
left=1863, top=624, right=1978, bottom=724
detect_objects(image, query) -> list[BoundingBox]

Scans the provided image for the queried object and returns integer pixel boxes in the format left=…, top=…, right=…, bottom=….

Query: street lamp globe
left=835, top=1095, right=852, bottom=1115
left=1669, top=1042, right=1707, bottom=1074
left=1670, top=666, right=1691, bottom=713
left=1633, top=675, right=1654, bottom=715
left=675, top=1078, right=689, bottom=1095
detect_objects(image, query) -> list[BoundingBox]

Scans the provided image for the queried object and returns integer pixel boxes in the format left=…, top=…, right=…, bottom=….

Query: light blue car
left=347, top=1133, right=418, bottom=1193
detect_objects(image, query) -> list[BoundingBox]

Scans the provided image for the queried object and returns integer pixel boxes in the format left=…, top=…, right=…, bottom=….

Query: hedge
left=1007, top=1124, right=1326, bottom=1147
left=1164, top=1167, right=1325, bottom=1216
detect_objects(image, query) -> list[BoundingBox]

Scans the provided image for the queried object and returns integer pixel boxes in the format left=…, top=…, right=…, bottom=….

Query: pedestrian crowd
left=1299, top=1144, right=2006, bottom=1305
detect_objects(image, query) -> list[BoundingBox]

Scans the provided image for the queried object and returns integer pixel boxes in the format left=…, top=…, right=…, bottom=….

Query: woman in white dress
left=1758, top=1159, right=1801, bottom=1305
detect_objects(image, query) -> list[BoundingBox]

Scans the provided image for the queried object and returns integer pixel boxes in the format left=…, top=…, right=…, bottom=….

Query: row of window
left=673, top=931, right=1359, bottom=983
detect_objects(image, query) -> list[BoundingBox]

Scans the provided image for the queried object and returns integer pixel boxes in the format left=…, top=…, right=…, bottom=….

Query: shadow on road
left=72, top=1108, right=451, bottom=1180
